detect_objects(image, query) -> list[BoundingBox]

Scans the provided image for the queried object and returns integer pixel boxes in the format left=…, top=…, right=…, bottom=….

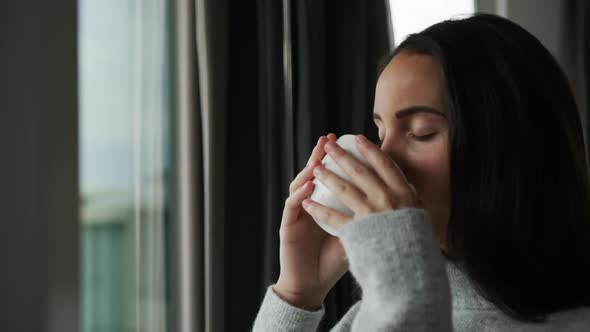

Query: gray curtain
left=173, top=0, right=228, bottom=331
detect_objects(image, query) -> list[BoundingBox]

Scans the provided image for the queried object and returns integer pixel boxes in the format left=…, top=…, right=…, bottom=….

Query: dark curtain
left=225, top=0, right=391, bottom=330
left=574, top=0, right=590, bottom=161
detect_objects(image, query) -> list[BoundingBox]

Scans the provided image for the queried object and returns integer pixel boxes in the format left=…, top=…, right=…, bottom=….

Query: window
left=79, top=0, right=172, bottom=330
left=389, top=0, right=474, bottom=46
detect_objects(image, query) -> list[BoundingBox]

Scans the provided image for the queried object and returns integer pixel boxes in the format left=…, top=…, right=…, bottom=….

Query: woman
left=253, top=13, right=590, bottom=331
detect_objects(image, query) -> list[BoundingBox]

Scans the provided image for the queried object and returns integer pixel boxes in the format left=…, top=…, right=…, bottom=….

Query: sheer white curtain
left=79, top=0, right=170, bottom=330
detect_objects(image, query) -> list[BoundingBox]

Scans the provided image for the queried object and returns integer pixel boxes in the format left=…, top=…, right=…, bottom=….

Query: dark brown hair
left=379, top=13, right=590, bottom=322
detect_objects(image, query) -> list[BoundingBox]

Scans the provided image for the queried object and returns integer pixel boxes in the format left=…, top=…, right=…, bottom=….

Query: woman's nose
left=379, top=140, right=411, bottom=181
left=378, top=138, right=400, bottom=161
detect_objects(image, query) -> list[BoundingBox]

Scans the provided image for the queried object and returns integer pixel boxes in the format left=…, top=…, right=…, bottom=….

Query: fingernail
left=355, top=134, right=367, bottom=144
left=302, top=199, right=311, bottom=209
left=300, top=181, right=311, bottom=191
left=313, top=166, right=324, bottom=176
left=317, top=136, right=324, bottom=144
left=324, top=142, right=335, bottom=152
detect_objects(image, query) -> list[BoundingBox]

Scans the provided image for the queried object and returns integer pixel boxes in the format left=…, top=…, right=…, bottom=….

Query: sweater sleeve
left=333, top=207, right=453, bottom=331
left=251, top=285, right=325, bottom=332
left=252, top=207, right=453, bottom=332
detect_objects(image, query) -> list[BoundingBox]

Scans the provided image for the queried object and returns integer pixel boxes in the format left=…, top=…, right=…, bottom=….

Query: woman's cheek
left=406, top=147, right=450, bottom=242
left=407, top=144, right=450, bottom=208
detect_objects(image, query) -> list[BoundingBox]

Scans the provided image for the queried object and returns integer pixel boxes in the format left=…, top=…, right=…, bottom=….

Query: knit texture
left=252, top=208, right=590, bottom=331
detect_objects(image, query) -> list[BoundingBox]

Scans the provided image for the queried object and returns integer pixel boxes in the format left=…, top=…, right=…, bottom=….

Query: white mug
left=308, top=134, right=415, bottom=236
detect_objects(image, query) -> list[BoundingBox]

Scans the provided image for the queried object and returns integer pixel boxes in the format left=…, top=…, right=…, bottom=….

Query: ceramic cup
left=308, top=134, right=415, bottom=236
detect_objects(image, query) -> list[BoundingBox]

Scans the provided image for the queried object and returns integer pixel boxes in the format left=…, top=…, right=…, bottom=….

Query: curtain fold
left=195, top=1, right=229, bottom=332
left=173, top=0, right=228, bottom=331
left=224, top=1, right=266, bottom=331
left=172, top=0, right=200, bottom=331
left=575, top=0, right=590, bottom=162
left=256, top=0, right=291, bottom=291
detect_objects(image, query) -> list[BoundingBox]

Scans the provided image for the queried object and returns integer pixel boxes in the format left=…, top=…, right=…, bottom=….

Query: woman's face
left=373, top=50, right=451, bottom=244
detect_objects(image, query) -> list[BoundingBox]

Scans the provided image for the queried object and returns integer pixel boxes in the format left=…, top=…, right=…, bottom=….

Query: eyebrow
left=373, top=106, right=446, bottom=121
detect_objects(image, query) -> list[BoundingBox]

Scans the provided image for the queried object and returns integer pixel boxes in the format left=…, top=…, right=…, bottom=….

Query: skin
left=371, top=50, right=451, bottom=245
left=273, top=50, right=451, bottom=310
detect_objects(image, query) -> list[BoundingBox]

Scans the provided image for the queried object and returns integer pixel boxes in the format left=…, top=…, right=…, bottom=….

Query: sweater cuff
left=252, top=285, right=325, bottom=332
left=336, top=208, right=438, bottom=289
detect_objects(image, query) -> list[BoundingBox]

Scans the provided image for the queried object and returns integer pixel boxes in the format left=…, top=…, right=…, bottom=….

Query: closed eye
left=408, top=132, right=436, bottom=142
left=375, top=133, right=437, bottom=146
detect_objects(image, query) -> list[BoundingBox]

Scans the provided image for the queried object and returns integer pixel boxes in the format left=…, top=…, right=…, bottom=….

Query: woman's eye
left=374, top=132, right=437, bottom=146
left=409, top=132, right=436, bottom=142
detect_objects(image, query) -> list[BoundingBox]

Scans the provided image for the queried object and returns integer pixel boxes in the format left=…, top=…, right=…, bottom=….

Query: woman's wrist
left=271, top=283, right=325, bottom=311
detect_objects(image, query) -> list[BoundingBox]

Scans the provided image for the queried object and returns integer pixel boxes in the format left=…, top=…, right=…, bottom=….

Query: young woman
left=253, top=14, right=590, bottom=331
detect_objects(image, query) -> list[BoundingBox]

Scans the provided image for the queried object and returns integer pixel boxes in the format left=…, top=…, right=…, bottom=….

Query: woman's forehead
left=375, top=52, right=446, bottom=113
left=379, top=52, right=443, bottom=90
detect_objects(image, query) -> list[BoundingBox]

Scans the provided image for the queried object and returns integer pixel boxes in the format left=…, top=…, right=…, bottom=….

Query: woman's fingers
left=311, top=165, right=369, bottom=214
left=301, top=198, right=351, bottom=231
left=354, top=134, right=414, bottom=196
left=306, top=136, right=326, bottom=166
left=306, top=134, right=337, bottom=166
left=289, top=160, right=321, bottom=195
left=289, top=134, right=337, bottom=195
left=282, top=181, right=315, bottom=228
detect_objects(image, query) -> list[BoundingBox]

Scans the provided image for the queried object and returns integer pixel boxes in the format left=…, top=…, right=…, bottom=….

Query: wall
left=0, top=1, right=79, bottom=331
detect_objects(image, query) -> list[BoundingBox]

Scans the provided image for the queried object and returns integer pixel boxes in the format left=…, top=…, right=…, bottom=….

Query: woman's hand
left=302, top=134, right=423, bottom=233
left=273, top=133, right=350, bottom=311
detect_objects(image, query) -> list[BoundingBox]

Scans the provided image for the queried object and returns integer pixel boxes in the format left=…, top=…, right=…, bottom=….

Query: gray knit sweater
left=252, top=208, right=590, bottom=331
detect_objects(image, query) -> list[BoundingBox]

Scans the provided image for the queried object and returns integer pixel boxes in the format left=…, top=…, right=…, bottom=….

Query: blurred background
left=1, top=0, right=588, bottom=331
